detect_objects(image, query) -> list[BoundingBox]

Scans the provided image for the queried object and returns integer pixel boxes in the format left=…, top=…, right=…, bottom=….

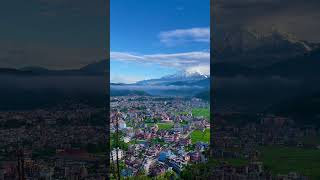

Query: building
left=110, top=148, right=124, bottom=161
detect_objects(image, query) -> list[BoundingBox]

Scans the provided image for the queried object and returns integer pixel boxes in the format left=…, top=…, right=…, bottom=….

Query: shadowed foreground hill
left=0, top=75, right=107, bottom=110
left=213, top=48, right=320, bottom=114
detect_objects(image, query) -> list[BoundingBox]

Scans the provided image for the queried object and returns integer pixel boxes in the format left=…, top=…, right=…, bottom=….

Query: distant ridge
left=135, top=71, right=209, bottom=86
left=214, top=26, right=319, bottom=66
left=3, top=44, right=316, bottom=83
left=0, top=68, right=35, bottom=75
left=0, top=60, right=107, bottom=76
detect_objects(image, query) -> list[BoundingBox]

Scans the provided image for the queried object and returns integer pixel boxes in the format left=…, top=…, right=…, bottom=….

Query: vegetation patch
left=190, top=129, right=210, bottom=144
left=296, top=136, right=320, bottom=146
left=259, top=146, right=320, bottom=179
left=192, top=108, right=210, bottom=120
left=173, top=111, right=189, bottom=116
left=179, top=120, right=189, bottom=125
left=157, top=123, right=174, bottom=130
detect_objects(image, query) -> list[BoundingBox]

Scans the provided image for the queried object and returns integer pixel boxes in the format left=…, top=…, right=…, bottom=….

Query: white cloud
left=110, top=52, right=144, bottom=61
left=111, top=51, right=209, bottom=66
left=111, top=51, right=210, bottom=76
left=159, top=27, right=210, bottom=46
left=186, top=65, right=210, bottom=76
left=110, top=74, right=145, bottom=84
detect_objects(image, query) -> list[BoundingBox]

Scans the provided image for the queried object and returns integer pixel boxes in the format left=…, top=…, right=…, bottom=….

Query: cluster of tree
left=86, top=143, right=107, bottom=154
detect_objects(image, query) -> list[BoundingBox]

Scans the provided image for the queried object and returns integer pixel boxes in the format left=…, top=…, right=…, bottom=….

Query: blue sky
left=111, top=0, right=210, bottom=83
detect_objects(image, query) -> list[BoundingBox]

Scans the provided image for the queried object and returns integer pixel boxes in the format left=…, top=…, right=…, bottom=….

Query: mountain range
left=134, top=71, right=209, bottom=87
left=214, top=26, right=319, bottom=66
left=0, top=60, right=107, bottom=76
left=1, top=27, right=319, bottom=79
left=1, top=27, right=318, bottom=80
left=1, top=27, right=320, bottom=115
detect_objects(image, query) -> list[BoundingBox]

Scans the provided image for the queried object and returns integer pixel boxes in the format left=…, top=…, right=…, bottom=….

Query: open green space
left=173, top=111, right=189, bottom=116
left=150, top=138, right=166, bottom=146
left=190, top=129, right=210, bottom=144
left=296, top=136, right=320, bottom=146
left=144, top=122, right=173, bottom=130
left=129, top=139, right=146, bottom=145
left=259, top=146, right=320, bottom=179
left=145, top=122, right=155, bottom=127
left=157, top=123, right=173, bottom=130
left=192, top=108, right=210, bottom=120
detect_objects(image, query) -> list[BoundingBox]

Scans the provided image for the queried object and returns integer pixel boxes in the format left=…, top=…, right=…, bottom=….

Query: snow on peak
left=185, top=65, right=210, bottom=78
left=163, top=68, right=209, bottom=80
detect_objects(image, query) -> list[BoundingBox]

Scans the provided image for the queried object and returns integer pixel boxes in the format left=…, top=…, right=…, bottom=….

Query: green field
left=157, top=123, right=173, bottom=130
left=144, top=122, right=174, bottom=130
left=296, top=136, right=320, bottom=146
left=190, top=129, right=210, bottom=144
left=192, top=108, right=210, bottom=120
left=173, top=111, right=189, bottom=116
left=220, top=158, right=248, bottom=167
left=145, top=122, right=155, bottom=127
left=260, top=146, right=320, bottom=179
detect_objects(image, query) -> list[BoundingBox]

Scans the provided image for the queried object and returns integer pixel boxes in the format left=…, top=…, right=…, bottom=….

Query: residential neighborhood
left=110, top=96, right=210, bottom=178
left=0, top=103, right=107, bottom=179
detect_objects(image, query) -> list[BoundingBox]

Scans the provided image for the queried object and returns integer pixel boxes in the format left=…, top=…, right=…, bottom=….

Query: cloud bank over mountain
left=111, top=51, right=210, bottom=77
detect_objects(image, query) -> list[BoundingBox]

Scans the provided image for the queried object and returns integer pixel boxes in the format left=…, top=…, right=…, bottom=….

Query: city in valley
left=0, top=103, right=107, bottom=179
left=110, top=96, right=210, bottom=177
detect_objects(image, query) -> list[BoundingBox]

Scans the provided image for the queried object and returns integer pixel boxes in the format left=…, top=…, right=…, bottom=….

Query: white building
left=143, top=158, right=154, bottom=174
left=110, top=148, right=124, bottom=161
left=119, top=120, right=127, bottom=129
left=123, top=136, right=131, bottom=143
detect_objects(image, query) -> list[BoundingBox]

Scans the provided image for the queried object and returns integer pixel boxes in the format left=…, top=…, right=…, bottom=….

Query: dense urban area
left=110, top=96, right=320, bottom=179
left=0, top=95, right=319, bottom=179
left=0, top=103, right=107, bottom=179
left=110, top=96, right=210, bottom=179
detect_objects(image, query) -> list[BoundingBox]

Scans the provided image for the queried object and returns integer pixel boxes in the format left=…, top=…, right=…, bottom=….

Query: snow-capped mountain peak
left=135, top=70, right=209, bottom=86
left=162, top=70, right=208, bottom=80
left=245, top=26, right=313, bottom=52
